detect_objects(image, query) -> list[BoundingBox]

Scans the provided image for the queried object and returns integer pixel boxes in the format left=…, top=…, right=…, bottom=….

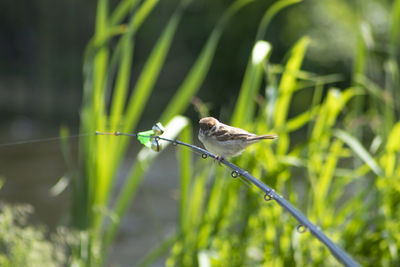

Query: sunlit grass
left=165, top=1, right=400, bottom=266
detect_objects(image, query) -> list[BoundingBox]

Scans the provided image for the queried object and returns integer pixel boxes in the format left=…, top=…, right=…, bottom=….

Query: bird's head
left=199, top=117, right=219, bottom=136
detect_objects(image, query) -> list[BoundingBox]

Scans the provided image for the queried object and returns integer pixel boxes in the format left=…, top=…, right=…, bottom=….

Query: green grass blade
left=386, top=122, right=400, bottom=152
left=350, top=27, right=367, bottom=141
left=110, top=37, right=134, bottom=130
left=95, top=0, right=108, bottom=37
left=383, top=122, right=400, bottom=177
left=274, top=37, right=309, bottom=131
left=59, top=126, right=74, bottom=171
left=286, top=105, right=319, bottom=132
left=231, top=41, right=272, bottom=126
left=314, top=139, right=343, bottom=217
left=274, top=37, right=309, bottom=156
left=184, top=168, right=209, bottom=242
left=123, top=8, right=183, bottom=134
left=334, top=129, right=383, bottom=176
left=110, top=0, right=140, bottom=26
left=232, top=0, right=301, bottom=126
left=79, top=0, right=110, bottom=230
left=177, top=124, right=193, bottom=229
left=354, top=75, right=388, bottom=103
left=132, top=0, right=159, bottom=31
left=256, top=0, right=302, bottom=41
left=160, top=0, right=254, bottom=124
left=110, top=0, right=160, bottom=130
left=137, top=233, right=178, bottom=267
left=390, top=0, right=400, bottom=54
left=159, top=28, right=221, bottom=124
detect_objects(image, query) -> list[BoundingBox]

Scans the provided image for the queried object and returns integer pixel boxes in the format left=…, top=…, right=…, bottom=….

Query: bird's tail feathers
left=248, top=134, right=278, bottom=141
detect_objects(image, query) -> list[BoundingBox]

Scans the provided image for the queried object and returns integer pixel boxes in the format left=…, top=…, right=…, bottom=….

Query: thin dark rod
left=221, top=158, right=359, bottom=267
left=96, top=131, right=361, bottom=267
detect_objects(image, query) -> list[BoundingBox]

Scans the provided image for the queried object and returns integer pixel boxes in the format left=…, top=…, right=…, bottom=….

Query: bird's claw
left=214, top=155, right=224, bottom=166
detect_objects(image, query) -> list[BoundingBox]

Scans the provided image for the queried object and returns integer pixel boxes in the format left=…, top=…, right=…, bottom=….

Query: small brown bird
left=198, top=117, right=277, bottom=160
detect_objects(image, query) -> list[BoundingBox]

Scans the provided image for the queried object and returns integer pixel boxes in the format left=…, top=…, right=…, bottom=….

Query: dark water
left=0, top=129, right=180, bottom=266
left=0, top=136, right=71, bottom=228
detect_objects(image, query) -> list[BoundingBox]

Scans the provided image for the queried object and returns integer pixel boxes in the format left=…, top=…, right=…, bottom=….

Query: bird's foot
left=214, top=155, right=224, bottom=166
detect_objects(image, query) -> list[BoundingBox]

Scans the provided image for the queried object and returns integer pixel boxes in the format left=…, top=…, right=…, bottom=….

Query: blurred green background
left=0, top=0, right=399, bottom=266
left=3, top=0, right=390, bottom=125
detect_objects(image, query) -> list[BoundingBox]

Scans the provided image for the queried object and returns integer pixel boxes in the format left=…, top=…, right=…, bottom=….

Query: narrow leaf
left=160, top=0, right=254, bottom=124
left=334, top=129, right=383, bottom=176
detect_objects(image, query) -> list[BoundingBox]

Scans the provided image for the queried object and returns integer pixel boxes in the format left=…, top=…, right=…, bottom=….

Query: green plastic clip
left=137, top=130, right=154, bottom=148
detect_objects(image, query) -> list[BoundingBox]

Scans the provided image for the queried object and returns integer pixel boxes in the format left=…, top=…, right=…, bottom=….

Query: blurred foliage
left=2, top=0, right=398, bottom=123
left=0, top=203, right=76, bottom=266
left=163, top=0, right=400, bottom=266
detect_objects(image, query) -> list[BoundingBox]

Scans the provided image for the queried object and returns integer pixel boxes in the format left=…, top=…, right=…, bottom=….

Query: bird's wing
left=215, top=124, right=254, bottom=142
